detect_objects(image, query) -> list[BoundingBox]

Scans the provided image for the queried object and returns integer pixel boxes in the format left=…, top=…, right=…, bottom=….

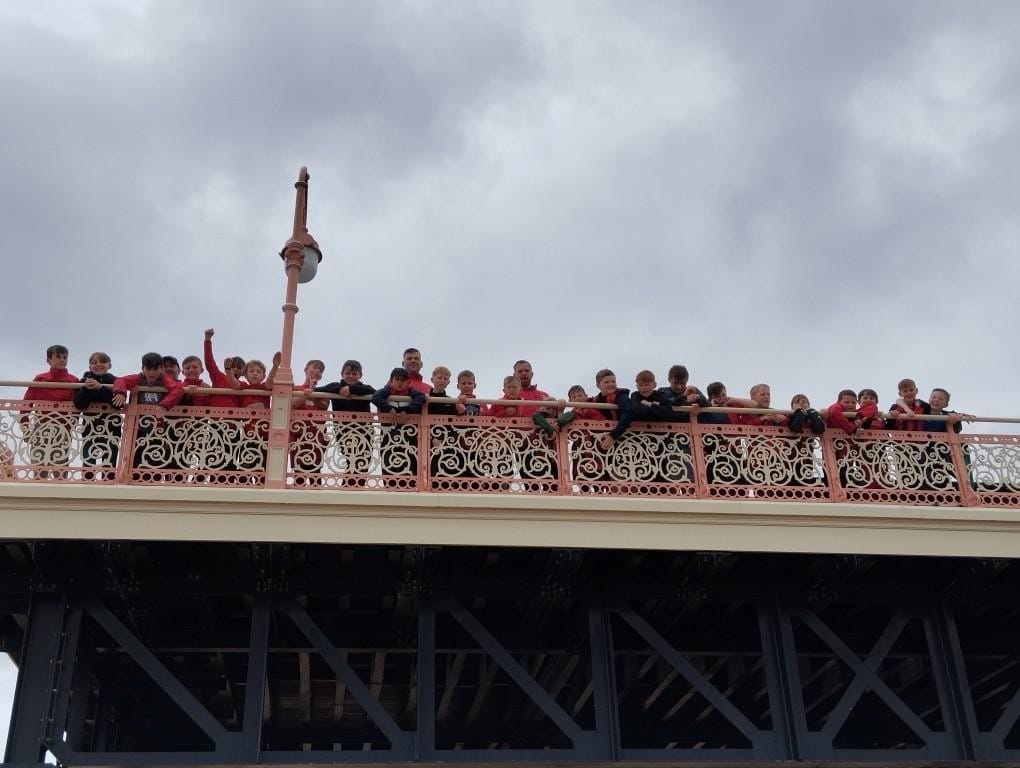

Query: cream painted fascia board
left=0, top=483, right=1018, bottom=558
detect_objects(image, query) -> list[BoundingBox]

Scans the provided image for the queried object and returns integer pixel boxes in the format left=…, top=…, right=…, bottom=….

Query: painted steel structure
left=3, top=543, right=1020, bottom=766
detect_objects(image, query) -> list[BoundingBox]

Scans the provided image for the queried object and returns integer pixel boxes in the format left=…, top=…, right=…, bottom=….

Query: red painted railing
left=2, top=386, right=1018, bottom=508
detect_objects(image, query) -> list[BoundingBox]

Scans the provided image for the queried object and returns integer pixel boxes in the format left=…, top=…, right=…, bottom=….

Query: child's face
left=751, top=386, right=771, bottom=408
left=929, top=390, right=949, bottom=410
left=304, top=362, right=324, bottom=384
left=839, top=393, right=858, bottom=410
left=182, top=360, right=203, bottom=380
left=246, top=364, right=265, bottom=385
left=711, top=387, right=727, bottom=405
left=569, top=387, right=586, bottom=401
left=668, top=377, right=686, bottom=393
left=341, top=367, right=361, bottom=385
left=163, top=361, right=180, bottom=379
left=457, top=376, right=475, bottom=396
left=89, top=358, right=110, bottom=376
left=859, top=392, right=878, bottom=407
left=504, top=378, right=522, bottom=398
left=637, top=380, right=656, bottom=397
left=142, top=366, right=163, bottom=385
left=402, top=350, right=422, bottom=375
left=791, top=395, right=810, bottom=410
left=431, top=371, right=451, bottom=392
left=899, top=383, right=918, bottom=403
left=390, top=376, right=409, bottom=393
left=48, top=352, right=68, bottom=371
left=229, top=360, right=245, bottom=378
left=597, top=374, right=617, bottom=397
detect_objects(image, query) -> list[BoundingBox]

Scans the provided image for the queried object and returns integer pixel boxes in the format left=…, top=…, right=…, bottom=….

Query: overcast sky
left=2, top=0, right=1020, bottom=750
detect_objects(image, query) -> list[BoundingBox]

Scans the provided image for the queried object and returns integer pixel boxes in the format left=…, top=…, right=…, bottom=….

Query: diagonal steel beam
left=83, top=597, right=230, bottom=748
left=800, top=611, right=932, bottom=744
left=613, top=601, right=761, bottom=743
left=278, top=597, right=411, bottom=753
left=438, top=595, right=583, bottom=744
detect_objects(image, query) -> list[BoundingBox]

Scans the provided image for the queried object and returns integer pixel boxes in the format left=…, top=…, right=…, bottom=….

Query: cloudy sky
left=1, top=0, right=1019, bottom=748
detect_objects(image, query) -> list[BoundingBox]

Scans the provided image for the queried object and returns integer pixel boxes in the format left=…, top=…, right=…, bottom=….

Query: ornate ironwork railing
left=2, top=384, right=1018, bottom=508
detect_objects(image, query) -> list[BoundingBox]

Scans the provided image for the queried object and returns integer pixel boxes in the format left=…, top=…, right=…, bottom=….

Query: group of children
left=19, top=340, right=972, bottom=479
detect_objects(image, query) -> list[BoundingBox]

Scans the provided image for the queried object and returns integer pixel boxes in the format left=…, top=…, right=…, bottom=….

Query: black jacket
left=372, top=385, right=426, bottom=414
left=595, top=388, right=634, bottom=440
left=316, top=381, right=375, bottom=413
left=73, top=372, right=116, bottom=411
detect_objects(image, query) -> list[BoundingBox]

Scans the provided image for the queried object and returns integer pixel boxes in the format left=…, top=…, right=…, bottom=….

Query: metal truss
left=3, top=545, right=1020, bottom=765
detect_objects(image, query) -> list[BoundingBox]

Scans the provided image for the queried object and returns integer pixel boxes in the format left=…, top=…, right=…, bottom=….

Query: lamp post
left=266, top=167, right=322, bottom=489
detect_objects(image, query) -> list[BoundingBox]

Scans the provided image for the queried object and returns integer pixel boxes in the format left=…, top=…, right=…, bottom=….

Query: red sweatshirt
left=407, top=372, right=431, bottom=396
left=826, top=402, right=857, bottom=435
left=181, top=377, right=210, bottom=407
left=23, top=369, right=78, bottom=403
left=489, top=392, right=520, bottom=418
left=239, top=381, right=270, bottom=409
left=517, top=385, right=552, bottom=418
left=203, top=339, right=240, bottom=408
left=113, top=373, right=185, bottom=409
left=857, top=403, right=883, bottom=430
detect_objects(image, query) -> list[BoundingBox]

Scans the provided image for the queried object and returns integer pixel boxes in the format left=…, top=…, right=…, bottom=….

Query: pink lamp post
left=266, top=167, right=322, bottom=489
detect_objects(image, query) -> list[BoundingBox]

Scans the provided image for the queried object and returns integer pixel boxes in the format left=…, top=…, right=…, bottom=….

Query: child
left=702, top=382, right=757, bottom=424
left=426, top=366, right=458, bottom=476
left=631, top=370, right=673, bottom=421
left=290, top=359, right=329, bottom=484
left=22, top=345, right=79, bottom=477
left=426, top=366, right=457, bottom=416
left=924, top=388, right=972, bottom=433
left=162, top=356, right=181, bottom=382
left=737, top=384, right=789, bottom=427
left=826, top=390, right=861, bottom=489
left=454, top=370, right=486, bottom=416
left=566, top=385, right=605, bottom=421
left=826, top=390, right=859, bottom=435
left=74, top=352, right=120, bottom=478
left=316, top=359, right=374, bottom=413
left=488, top=376, right=523, bottom=418
left=238, top=354, right=280, bottom=411
left=180, top=355, right=210, bottom=407
left=372, top=367, right=427, bottom=483
left=856, top=389, right=884, bottom=430
left=657, top=365, right=708, bottom=422
left=112, top=353, right=185, bottom=473
left=372, top=368, right=427, bottom=414
left=886, top=378, right=929, bottom=431
left=921, top=387, right=971, bottom=490
left=700, top=382, right=757, bottom=485
left=788, top=394, right=825, bottom=435
left=202, top=329, right=241, bottom=408
left=593, top=369, right=633, bottom=451
left=786, top=394, right=824, bottom=485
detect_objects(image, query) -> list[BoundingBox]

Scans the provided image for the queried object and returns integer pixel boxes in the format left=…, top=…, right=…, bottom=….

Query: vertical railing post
left=819, top=431, right=847, bottom=502
left=688, top=411, right=709, bottom=498
left=265, top=385, right=293, bottom=489
left=947, top=430, right=979, bottom=506
left=114, top=402, right=139, bottom=485
left=558, top=413, right=572, bottom=495
left=417, top=413, right=430, bottom=492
